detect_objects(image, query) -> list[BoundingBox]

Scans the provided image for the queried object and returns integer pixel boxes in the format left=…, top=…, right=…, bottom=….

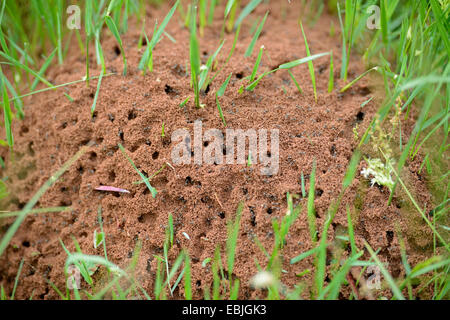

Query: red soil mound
left=0, top=1, right=434, bottom=299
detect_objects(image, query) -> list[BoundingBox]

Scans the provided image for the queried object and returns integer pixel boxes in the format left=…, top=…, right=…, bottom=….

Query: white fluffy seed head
left=250, top=271, right=276, bottom=289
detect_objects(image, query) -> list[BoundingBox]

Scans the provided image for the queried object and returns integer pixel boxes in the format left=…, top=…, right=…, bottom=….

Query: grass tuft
left=118, top=143, right=157, bottom=198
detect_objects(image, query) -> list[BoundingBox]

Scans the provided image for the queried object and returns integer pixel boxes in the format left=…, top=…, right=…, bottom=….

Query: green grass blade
left=210, top=24, right=241, bottom=84
left=56, top=10, right=62, bottom=64
left=340, top=67, right=379, bottom=93
left=149, top=0, right=179, bottom=50
left=0, top=206, right=71, bottom=218
left=227, top=201, right=244, bottom=283
left=208, top=0, right=217, bottom=25
left=342, top=150, right=361, bottom=189
left=5, top=74, right=115, bottom=103
left=10, top=258, right=24, bottom=300
left=0, top=51, right=53, bottom=87
left=290, top=247, right=319, bottom=265
left=301, top=171, right=306, bottom=197
left=245, top=11, right=268, bottom=57
left=199, top=40, right=225, bottom=90
left=90, top=39, right=105, bottom=116
left=97, top=206, right=108, bottom=261
left=337, top=3, right=347, bottom=80
left=224, top=0, right=236, bottom=18
left=278, top=52, right=330, bottom=69
left=299, top=21, right=318, bottom=102
left=217, top=72, right=232, bottom=97
left=179, top=96, right=190, bottom=108
left=184, top=253, right=192, bottom=300
left=245, top=68, right=278, bottom=91
left=189, top=5, right=201, bottom=108
left=234, top=0, right=262, bottom=28
left=105, top=15, right=127, bottom=75
left=307, top=161, right=317, bottom=242
left=230, top=279, right=240, bottom=300
left=118, top=143, right=157, bottom=198
left=215, top=94, right=227, bottom=127
left=250, top=45, right=264, bottom=82
left=138, top=29, right=153, bottom=74
left=319, top=251, right=363, bottom=299
left=288, top=70, right=302, bottom=94
left=328, top=50, right=334, bottom=93
left=0, top=69, right=13, bottom=147
left=399, top=76, right=450, bottom=91
left=31, top=48, right=57, bottom=91
left=429, top=0, right=450, bottom=57
left=65, top=253, right=125, bottom=277
left=3, top=76, right=23, bottom=119
left=380, top=0, right=388, bottom=48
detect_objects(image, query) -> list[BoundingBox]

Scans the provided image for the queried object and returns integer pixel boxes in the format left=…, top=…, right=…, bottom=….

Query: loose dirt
left=0, top=1, right=437, bottom=299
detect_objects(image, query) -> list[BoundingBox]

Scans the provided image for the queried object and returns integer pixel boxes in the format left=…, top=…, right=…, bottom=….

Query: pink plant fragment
left=95, top=186, right=130, bottom=194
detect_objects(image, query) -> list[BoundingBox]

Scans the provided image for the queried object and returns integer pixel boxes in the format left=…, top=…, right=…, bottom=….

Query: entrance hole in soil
left=330, top=145, right=336, bottom=157
left=39, top=289, right=49, bottom=300
left=138, top=213, right=153, bottom=223
left=162, top=137, right=171, bottom=147
left=200, top=196, right=210, bottom=204
left=249, top=206, right=257, bottom=227
left=386, top=230, right=394, bottom=245
left=358, top=86, right=371, bottom=96
left=203, top=84, right=210, bottom=95
left=128, top=110, right=137, bottom=120
left=59, top=200, right=72, bottom=206
left=356, top=111, right=365, bottom=123
left=0, top=1, right=435, bottom=300
left=185, top=176, right=193, bottom=186
left=113, top=45, right=121, bottom=56
left=108, top=171, right=116, bottom=182
left=89, top=152, right=97, bottom=161
left=164, top=84, right=175, bottom=95
left=318, top=63, right=328, bottom=74
left=28, top=142, right=35, bottom=156
left=20, top=125, right=29, bottom=136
